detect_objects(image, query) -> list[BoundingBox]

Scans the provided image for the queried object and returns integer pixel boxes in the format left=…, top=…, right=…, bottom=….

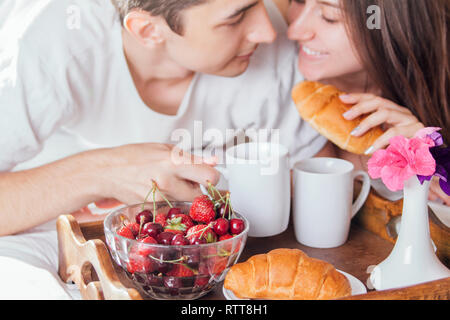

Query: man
left=0, top=0, right=327, bottom=298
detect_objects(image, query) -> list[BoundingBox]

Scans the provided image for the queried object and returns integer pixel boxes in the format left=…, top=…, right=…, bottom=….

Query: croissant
left=224, top=248, right=351, bottom=300
left=292, top=81, right=384, bottom=155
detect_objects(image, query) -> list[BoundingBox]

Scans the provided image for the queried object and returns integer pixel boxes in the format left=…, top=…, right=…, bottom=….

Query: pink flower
left=368, top=135, right=436, bottom=191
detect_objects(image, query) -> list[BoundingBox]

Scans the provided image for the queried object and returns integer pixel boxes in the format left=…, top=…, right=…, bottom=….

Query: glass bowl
left=104, top=201, right=249, bottom=300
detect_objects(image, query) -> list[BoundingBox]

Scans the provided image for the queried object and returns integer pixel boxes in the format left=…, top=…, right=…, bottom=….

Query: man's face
left=161, top=0, right=277, bottom=77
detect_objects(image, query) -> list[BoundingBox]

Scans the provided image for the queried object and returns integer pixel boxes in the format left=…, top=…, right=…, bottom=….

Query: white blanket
left=0, top=219, right=81, bottom=300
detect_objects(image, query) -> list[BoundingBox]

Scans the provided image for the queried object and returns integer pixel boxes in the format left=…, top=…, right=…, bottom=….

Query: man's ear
left=123, top=10, right=165, bottom=46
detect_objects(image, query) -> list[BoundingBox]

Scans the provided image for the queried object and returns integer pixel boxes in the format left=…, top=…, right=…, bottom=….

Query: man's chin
left=212, top=60, right=251, bottom=78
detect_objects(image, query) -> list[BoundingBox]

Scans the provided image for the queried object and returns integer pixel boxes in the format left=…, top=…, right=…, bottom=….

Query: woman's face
left=287, top=0, right=364, bottom=82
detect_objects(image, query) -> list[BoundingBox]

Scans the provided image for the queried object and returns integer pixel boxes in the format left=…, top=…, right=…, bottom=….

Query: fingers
left=341, top=94, right=412, bottom=121
left=350, top=108, right=419, bottom=137
left=167, top=146, right=220, bottom=187
left=153, top=176, right=203, bottom=202
left=365, top=122, right=425, bottom=154
left=338, top=93, right=425, bottom=155
left=174, top=163, right=220, bottom=189
left=429, top=177, right=450, bottom=206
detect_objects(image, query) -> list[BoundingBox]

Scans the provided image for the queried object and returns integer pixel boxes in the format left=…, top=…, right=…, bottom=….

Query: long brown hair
left=341, top=0, right=449, bottom=144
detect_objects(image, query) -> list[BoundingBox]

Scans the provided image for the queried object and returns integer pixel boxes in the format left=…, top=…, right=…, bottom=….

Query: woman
left=284, top=0, right=449, bottom=204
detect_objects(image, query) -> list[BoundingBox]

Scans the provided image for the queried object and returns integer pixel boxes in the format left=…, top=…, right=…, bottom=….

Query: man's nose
left=246, top=5, right=277, bottom=44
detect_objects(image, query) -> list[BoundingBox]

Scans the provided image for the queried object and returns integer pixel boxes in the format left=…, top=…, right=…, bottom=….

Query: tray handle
left=341, top=277, right=450, bottom=300
left=57, top=215, right=142, bottom=300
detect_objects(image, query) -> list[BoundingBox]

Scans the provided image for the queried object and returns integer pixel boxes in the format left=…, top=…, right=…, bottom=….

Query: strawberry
left=198, top=262, right=209, bottom=276
left=186, top=224, right=217, bottom=244
left=163, top=228, right=184, bottom=235
left=194, top=276, right=210, bottom=288
left=117, top=225, right=135, bottom=239
left=125, top=222, right=140, bottom=237
left=135, top=236, right=158, bottom=256
left=126, top=252, right=155, bottom=274
left=166, top=264, right=195, bottom=277
left=189, top=195, right=216, bottom=223
left=164, top=214, right=194, bottom=235
left=155, top=213, right=168, bottom=227
left=176, top=214, right=195, bottom=230
left=208, top=256, right=228, bottom=275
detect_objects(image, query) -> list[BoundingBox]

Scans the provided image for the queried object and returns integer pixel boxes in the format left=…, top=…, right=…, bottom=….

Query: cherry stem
left=153, top=181, right=173, bottom=209
left=222, top=193, right=230, bottom=219
left=227, top=193, right=236, bottom=220
left=207, top=181, right=225, bottom=203
left=147, top=255, right=198, bottom=274
left=142, top=184, right=155, bottom=211
left=152, top=184, right=157, bottom=223
left=148, top=255, right=187, bottom=264
left=204, top=248, right=231, bottom=258
left=138, top=216, right=145, bottom=238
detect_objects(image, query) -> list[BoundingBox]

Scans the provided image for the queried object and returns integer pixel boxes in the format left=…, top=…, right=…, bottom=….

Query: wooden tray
left=57, top=214, right=450, bottom=300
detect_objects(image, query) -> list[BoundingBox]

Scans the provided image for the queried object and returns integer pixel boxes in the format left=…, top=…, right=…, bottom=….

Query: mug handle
left=199, top=166, right=229, bottom=196
left=351, top=170, right=371, bottom=218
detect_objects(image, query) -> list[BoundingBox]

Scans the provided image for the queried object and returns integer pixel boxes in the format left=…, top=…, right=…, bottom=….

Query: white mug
left=292, top=157, right=371, bottom=248
left=213, top=142, right=291, bottom=237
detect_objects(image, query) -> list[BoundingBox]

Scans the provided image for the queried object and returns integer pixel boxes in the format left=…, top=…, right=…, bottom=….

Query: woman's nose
left=287, top=6, right=316, bottom=42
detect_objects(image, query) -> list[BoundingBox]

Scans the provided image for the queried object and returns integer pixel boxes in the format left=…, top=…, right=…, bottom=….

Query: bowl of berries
left=104, top=182, right=249, bottom=300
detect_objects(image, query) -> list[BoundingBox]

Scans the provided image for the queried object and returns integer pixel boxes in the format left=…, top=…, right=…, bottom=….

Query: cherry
left=190, top=237, right=207, bottom=245
left=183, top=247, right=200, bottom=268
left=126, top=253, right=155, bottom=274
left=145, top=274, right=163, bottom=287
left=229, top=219, right=245, bottom=235
left=171, top=233, right=189, bottom=246
left=156, top=231, right=176, bottom=245
left=164, top=276, right=182, bottom=295
left=167, top=207, right=183, bottom=220
left=219, top=234, right=233, bottom=241
left=217, top=203, right=231, bottom=218
left=150, top=251, right=174, bottom=274
left=213, top=218, right=229, bottom=236
left=142, top=222, right=163, bottom=238
left=135, top=210, right=153, bottom=225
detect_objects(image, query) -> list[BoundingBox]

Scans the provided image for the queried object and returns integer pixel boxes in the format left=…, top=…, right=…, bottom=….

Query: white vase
left=368, top=176, right=450, bottom=290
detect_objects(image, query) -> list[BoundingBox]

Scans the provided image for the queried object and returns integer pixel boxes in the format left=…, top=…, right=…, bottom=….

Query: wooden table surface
left=201, top=220, right=393, bottom=300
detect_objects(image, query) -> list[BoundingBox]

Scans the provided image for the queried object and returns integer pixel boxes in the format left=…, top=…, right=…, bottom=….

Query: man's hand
left=92, top=143, right=220, bottom=204
left=0, top=143, right=220, bottom=236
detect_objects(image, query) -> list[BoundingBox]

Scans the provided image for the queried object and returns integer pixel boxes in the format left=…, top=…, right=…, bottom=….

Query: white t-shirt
left=0, top=0, right=326, bottom=174
left=0, top=0, right=326, bottom=299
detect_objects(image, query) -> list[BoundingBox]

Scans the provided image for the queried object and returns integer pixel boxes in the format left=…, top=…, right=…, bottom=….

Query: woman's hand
left=339, top=93, right=424, bottom=155
left=429, top=176, right=450, bottom=206
left=340, top=94, right=450, bottom=206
